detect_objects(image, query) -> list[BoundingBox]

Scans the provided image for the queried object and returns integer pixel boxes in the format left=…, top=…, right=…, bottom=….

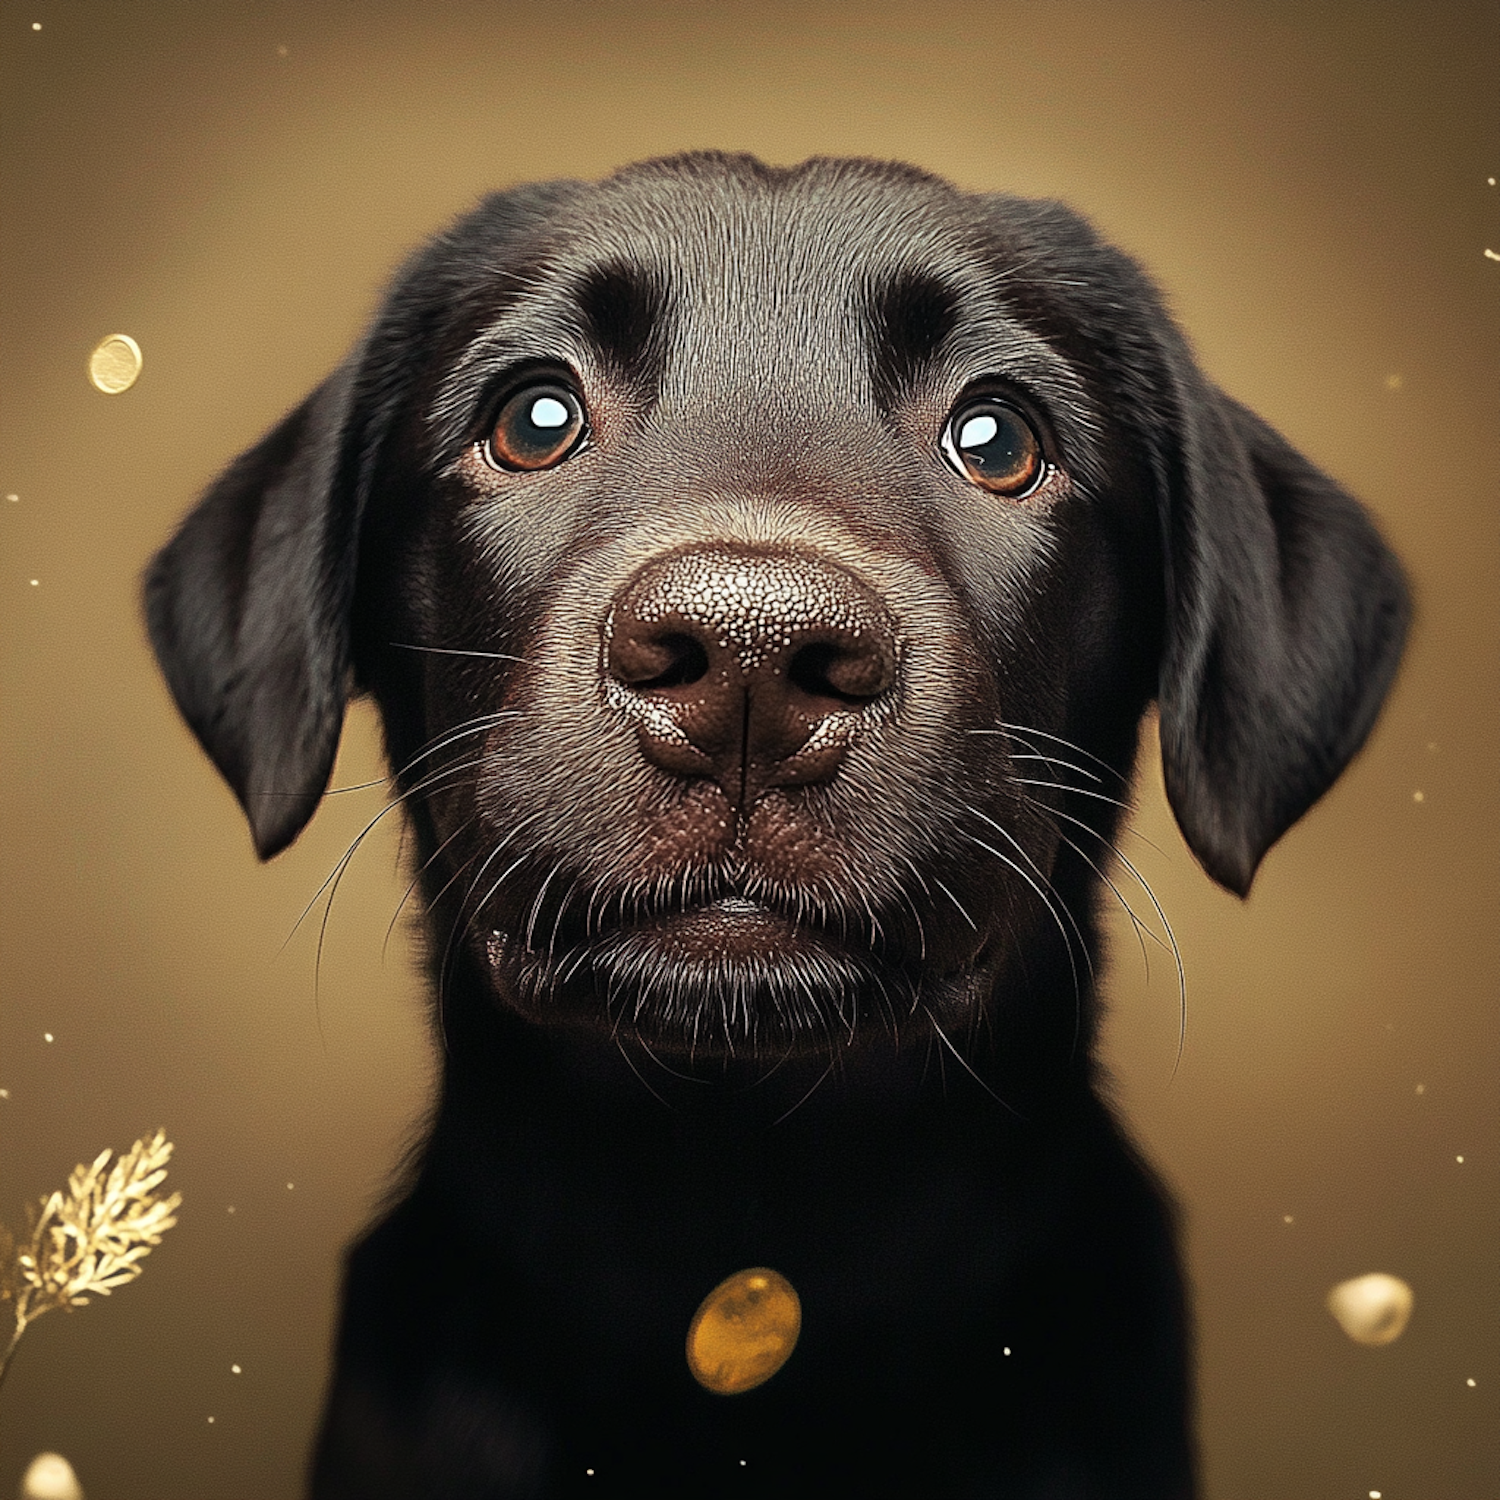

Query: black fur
left=145, top=153, right=1408, bottom=1498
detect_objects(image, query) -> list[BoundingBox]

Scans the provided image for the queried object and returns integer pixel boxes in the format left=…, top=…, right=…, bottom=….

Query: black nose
left=605, top=547, right=898, bottom=810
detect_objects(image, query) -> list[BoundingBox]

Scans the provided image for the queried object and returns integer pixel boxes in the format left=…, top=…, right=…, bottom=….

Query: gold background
left=1, top=1, right=1495, bottom=1494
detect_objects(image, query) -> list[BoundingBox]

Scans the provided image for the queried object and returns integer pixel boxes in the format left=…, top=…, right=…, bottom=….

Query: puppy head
left=145, top=154, right=1408, bottom=1057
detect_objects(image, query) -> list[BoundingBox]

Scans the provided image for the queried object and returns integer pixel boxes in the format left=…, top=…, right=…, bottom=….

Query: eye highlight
left=940, top=398, right=1045, bottom=497
left=482, top=382, right=588, bottom=471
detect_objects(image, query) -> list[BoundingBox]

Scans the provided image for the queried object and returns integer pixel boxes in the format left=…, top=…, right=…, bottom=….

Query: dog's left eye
left=482, top=383, right=588, bottom=471
left=941, top=399, right=1045, bottom=497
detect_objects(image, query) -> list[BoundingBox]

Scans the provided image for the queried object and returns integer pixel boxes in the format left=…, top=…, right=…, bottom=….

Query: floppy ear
left=144, top=365, right=362, bottom=860
left=1156, top=381, right=1410, bottom=895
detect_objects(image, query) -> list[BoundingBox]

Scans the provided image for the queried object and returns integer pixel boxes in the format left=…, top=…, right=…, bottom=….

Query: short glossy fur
left=146, top=154, right=1409, bottom=1498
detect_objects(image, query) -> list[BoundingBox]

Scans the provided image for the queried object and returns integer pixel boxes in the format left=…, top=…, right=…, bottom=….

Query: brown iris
left=482, top=383, right=587, bottom=471
left=941, top=398, right=1045, bottom=497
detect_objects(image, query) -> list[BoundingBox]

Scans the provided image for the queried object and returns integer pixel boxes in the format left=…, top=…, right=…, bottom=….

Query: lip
left=615, top=897, right=831, bottom=962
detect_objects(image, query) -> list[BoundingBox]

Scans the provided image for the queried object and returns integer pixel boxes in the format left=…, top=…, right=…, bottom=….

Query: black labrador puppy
left=145, top=153, right=1409, bottom=1498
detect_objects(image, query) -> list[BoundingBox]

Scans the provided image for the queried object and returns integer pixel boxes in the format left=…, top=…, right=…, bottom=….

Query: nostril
left=788, top=637, right=895, bottom=705
left=610, top=629, right=711, bottom=692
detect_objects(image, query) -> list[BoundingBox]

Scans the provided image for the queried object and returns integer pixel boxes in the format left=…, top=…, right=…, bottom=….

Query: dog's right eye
left=482, top=383, right=588, bottom=471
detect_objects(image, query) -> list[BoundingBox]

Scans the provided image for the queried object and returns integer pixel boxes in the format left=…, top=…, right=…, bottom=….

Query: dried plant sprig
left=0, top=1130, right=181, bottom=1393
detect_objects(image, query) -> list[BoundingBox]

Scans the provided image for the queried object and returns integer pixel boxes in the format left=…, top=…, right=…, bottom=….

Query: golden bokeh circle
left=1326, top=1272, right=1414, bottom=1346
left=88, top=334, right=143, bottom=394
left=686, top=1267, right=801, bottom=1395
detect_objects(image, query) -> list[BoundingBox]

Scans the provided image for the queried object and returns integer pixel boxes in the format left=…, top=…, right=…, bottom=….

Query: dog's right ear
left=144, top=365, right=362, bottom=860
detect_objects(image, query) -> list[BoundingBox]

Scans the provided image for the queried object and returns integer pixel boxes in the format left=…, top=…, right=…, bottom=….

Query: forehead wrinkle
left=644, top=196, right=976, bottom=423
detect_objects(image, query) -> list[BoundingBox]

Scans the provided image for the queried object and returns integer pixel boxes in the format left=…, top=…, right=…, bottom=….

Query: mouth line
left=489, top=864, right=859, bottom=946
left=507, top=893, right=859, bottom=966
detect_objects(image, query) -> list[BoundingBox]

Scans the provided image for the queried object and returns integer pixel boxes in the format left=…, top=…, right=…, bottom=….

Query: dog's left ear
left=144, top=364, right=363, bottom=860
left=1156, top=377, right=1410, bottom=896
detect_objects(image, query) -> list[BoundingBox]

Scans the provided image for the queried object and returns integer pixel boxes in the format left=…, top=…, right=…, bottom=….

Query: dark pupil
left=957, top=406, right=1029, bottom=480
left=503, top=389, right=577, bottom=460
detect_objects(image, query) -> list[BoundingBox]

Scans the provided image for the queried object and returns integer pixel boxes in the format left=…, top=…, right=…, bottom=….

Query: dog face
left=145, top=153, right=1408, bottom=1062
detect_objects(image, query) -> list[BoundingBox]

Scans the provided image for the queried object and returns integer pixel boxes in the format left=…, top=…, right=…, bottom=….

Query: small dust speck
left=207, top=1416, right=215, bottom=1425
left=1456, top=1155, right=1464, bottom=1164
left=231, top=1364, right=242, bottom=1374
left=1468, top=1377, right=1477, bottom=1387
left=43, top=1032, right=53, bottom=1043
left=277, top=43, right=288, bottom=56
left=1415, top=1083, right=1425, bottom=1095
left=0, top=1089, right=9, bottom=1099
left=1003, top=1346, right=1011, bottom=1355
left=1283, top=1215, right=1294, bottom=1224
left=5, top=494, right=17, bottom=503
left=1384, top=373, right=1402, bottom=391
left=1412, top=790, right=1424, bottom=802
left=29, top=579, right=39, bottom=587
left=227, top=1205, right=236, bottom=1214
left=31, top=22, right=41, bottom=30
left=1486, top=249, right=1500, bottom=263
left=286, top=1182, right=295, bottom=1190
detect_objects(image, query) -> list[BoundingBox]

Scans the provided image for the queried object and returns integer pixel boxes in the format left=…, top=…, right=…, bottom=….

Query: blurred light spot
left=207, top=1416, right=215, bottom=1424
left=1384, top=373, right=1402, bottom=391
left=1456, top=1155, right=1464, bottom=1163
left=231, top=1363, right=241, bottom=1374
left=687, top=1268, right=800, bottom=1394
left=585, top=1469, right=594, bottom=1477
left=29, top=579, right=39, bottom=587
left=6, top=493, right=17, bottom=503
left=1283, top=1215, right=1294, bottom=1224
left=1486, top=249, right=1500, bottom=262
left=1370, top=1492, right=1381, bottom=1499
left=1415, top=1083, right=1425, bottom=1095
left=277, top=43, right=288, bottom=55
left=87, top=334, right=143, bottom=394
left=1468, top=1377, right=1477, bottom=1387
left=227, top=1204, right=235, bottom=1213
left=1327, top=1273, right=1413, bottom=1346
left=1413, top=789, right=1424, bottom=802
left=0, top=1089, right=9, bottom=1099
left=1003, top=1345, right=1011, bottom=1355
left=287, top=1181, right=295, bottom=1190
left=43, top=1032, right=53, bottom=1043
left=31, top=22, right=41, bottom=30
left=20, top=1453, right=82, bottom=1500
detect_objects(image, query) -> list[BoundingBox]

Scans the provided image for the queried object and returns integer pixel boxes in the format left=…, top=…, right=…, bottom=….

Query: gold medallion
left=88, top=334, right=143, bottom=394
left=686, top=1267, right=801, bottom=1395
